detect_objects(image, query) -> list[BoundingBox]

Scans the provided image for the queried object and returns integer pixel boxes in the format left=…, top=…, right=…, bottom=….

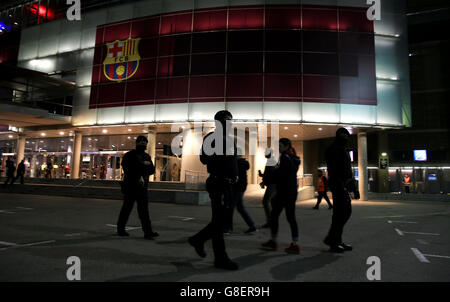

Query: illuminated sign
left=413, top=150, right=427, bottom=161
left=103, top=38, right=140, bottom=82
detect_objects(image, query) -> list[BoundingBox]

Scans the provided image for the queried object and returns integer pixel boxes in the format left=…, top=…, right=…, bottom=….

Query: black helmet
left=136, top=135, right=148, bottom=146
left=336, top=127, right=350, bottom=137
left=214, top=110, right=233, bottom=122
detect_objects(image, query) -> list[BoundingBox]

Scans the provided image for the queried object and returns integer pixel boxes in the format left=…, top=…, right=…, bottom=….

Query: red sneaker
left=261, top=240, right=277, bottom=250
left=285, top=243, right=300, bottom=254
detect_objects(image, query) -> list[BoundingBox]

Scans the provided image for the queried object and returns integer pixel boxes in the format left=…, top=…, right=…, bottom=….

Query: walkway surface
left=0, top=192, right=449, bottom=282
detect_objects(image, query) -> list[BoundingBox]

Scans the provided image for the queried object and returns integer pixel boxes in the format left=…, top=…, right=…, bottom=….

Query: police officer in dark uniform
left=117, top=135, right=159, bottom=239
left=188, top=110, right=239, bottom=270
left=323, top=128, right=360, bottom=253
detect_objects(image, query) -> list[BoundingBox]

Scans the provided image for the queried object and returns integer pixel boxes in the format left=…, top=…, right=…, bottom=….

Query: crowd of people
left=117, top=110, right=360, bottom=271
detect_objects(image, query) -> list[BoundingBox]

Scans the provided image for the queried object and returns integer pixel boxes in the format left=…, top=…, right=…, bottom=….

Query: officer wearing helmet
left=323, top=128, right=360, bottom=253
left=188, top=110, right=239, bottom=270
left=117, top=135, right=159, bottom=239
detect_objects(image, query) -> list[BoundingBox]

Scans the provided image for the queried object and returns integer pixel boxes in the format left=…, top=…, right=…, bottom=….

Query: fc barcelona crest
left=103, top=38, right=140, bottom=82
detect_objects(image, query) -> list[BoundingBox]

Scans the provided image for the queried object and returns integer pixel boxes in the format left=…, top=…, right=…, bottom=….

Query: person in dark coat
left=225, top=151, right=256, bottom=234
left=13, top=159, right=26, bottom=185
left=3, top=157, right=16, bottom=186
left=313, top=169, right=333, bottom=210
left=188, top=110, right=239, bottom=270
left=261, top=138, right=301, bottom=254
left=117, top=135, right=158, bottom=239
left=258, top=148, right=277, bottom=228
left=323, top=128, right=360, bottom=253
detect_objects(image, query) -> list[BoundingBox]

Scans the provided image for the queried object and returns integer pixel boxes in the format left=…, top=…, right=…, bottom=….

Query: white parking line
left=16, top=207, right=34, bottom=210
left=411, top=248, right=430, bottom=263
left=395, top=228, right=404, bottom=236
left=0, top=210, right=15, bottom=214
left=416, top=239, right=429, bottom=245
left=422, top=254, right=450, bottom=260
left=168, top=216, right=195, bottom=221
left=0, top=240, right=55, bottom=251
left=403, top=231, right=440, bottom=236
left=0, top=241, right=17, bottom=246
left=387, top=220, right=418, bottom=224
left=105, top=224, right=141, bottom=231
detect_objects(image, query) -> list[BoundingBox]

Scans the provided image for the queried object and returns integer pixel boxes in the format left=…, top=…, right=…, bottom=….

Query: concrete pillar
left=358, top=131, right=368, bottom=201
left=111, top=156, right=117, bottom=180
left=71, top=131, right=82, bottom=179
left=16, top=134, right=26, bottom=163
left=147, top=128, right=156, bottom=181
left=248, top=130, right=258, bottom=185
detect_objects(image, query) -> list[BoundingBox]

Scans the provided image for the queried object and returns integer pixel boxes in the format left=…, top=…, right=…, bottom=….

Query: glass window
left=264, top=75, right=301, bottom=98
left=303, top=75, right=340, bottom=99
left=339, top=54, right=359, bottom=77
left=227, top=53, right=263, bottom=74
left=132, top=58, right=157, bottom=79
left=159, top=34, right=191, bottom=56
left=339, top=76, right=359, bottom=102
left=228, top=30, right=263, bottom=52
left=265, top=53, right=301, bottom=74
left=104, top=22, right=131, bottom=43
left=302, top=8, right=338, bottom=31
left=226, top=75, right=263, bottom=97
left=228, top=8, right=264, bottom=29
left=189, top=76, right=225, bottom=98
left=156, top=77, right=189, bottom=100
left=160, top=13, right=193, bottom=35
left=97, top=83, right=126, bottom=105
left=125, top=79, right=155, bottom=103
left=193, top=10, right=227, bottom=32
left=303, top=30, right=338, bottom=53
left=139, top=38, right=159, bottom=58
left=339, top=32, right=375, bottom=54
left=265, top=30, right=301, bottom=51
left=339, top=9, right=373, bottom=33
left=131, top=17, right=160, bottom=38
left=191, top=53, right=225, bottom=75
left=303, top=53, right=338, bottom=76
left=265, top=7, right=301, bottom=29
left=157, top=55, right=190, bottom=76
left=192, top=32, right=226, bottom=53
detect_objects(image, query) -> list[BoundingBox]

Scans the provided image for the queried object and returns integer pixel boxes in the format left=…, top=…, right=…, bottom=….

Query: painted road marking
left=65, top=233, right=87, bottom=237
left=16, top=207, right=34, bottom=210
left=0, top=241, right=18, bottom=246
left=0, top=240, right=55, bottom=251
left=387, top=220, right=418, bottom=224
left=395, top=228, right=404, bottom=236
left=422, top=254, right=450, bottom=260
left=411, top=248, right=430, bottom=263
left=403, top=231, right=440, bottom=236
left=366, top=211, right=450, bottom=219
left=105, top=224, right=141, bottom=231
left=416, top=239, right=429, bottom=245
left=0, top=210, right=15, bottom=214
left=168, top=216, right=195, bottom=221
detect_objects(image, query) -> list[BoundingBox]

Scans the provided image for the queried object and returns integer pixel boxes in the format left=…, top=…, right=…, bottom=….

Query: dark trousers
left=315, top=191, right=332, bottom=207
left=3, top=174, right=14, bottom=185
left=117, top=187, right=153, bottom=236
left=12, top=174, right=24, bottom=185
left=228, top=191, right=255, bottom=230
left=270, top=191, right=299, bottom=241
left=190, top=177, right=231, bottom=261
left=325, top=189, right=352, bottom=245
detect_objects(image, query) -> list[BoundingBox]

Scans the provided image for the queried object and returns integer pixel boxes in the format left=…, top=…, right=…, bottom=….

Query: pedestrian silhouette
left=261, top=138, right=301, bottom=254
left=323, top=128, right=360, bottom=253
left=224, top=150, right=256, bottom=235
left=3, top=157, right=16, bottom=186
left=258, top=148, right=277, bottom=228
left=117, top=135, right=158, bottom=239
left=188, top=110, right=239, bottom=270
left=12, top=159, right=25, bottom=185
left=313, top=170, right=333, bottom=210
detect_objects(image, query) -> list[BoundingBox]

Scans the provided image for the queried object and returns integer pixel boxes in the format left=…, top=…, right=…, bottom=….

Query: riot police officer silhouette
left=188, top=110, right=239, bottom=270
left=117, top=135, right=159, bottom=239
left=323, top=128, right=360, bottom=253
